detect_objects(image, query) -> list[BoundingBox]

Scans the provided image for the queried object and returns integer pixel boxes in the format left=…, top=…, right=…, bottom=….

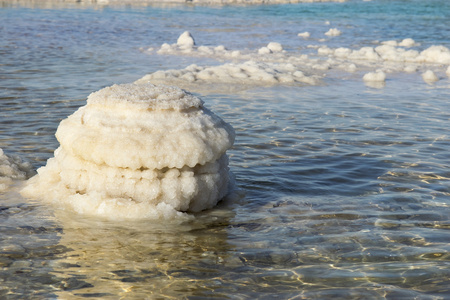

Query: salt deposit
left=381, top=38, right=419, bottom=48
left=298, top=32, right=310, bottom=38
left=21, top=83, right=235, bottom=220
left=258, top=47, right=272, bottom=55
left=136, top=61, right=321, bottom=91
left=267, top=42, right=283, bottom=52
left=257, top=42, right=283, bottom=55
left=177, top=31, right=195, bottom=49
left=399, top=38, right=418, bottom=48
left=363, top=70, right=386, bottom=82
left=416, top=46, right=450, bottom=64
left=321, top=43, right=450, bottom=65
left=0, top=148, right=32, bottom=192
left=422, top=70, right=439, bottom=83
left=155, top=32, right=296, bottom=64
left=324, top=28, right=341, bottom=37
left=148, top=32, right=450, bottom=89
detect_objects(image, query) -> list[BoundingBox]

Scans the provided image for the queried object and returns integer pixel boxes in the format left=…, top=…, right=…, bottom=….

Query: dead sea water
left=1, top=0, right=449, bottom=298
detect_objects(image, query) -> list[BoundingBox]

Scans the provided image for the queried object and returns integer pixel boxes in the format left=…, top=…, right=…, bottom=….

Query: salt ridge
left=143, top=31, right=450, bottom=89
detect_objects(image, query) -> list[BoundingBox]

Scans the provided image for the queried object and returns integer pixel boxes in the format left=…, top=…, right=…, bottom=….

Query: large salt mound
left=21, top=83, right=235, bottom=220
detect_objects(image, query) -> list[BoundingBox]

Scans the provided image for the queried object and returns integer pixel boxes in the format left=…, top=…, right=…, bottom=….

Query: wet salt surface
left=1, top=0, right=450, bottom=299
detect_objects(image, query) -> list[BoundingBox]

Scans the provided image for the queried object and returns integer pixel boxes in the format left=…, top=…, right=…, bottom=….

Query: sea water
left=1, top=0, right=449, bottom=298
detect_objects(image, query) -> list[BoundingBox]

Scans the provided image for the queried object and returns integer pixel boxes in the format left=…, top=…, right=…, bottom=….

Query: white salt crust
left=317, top=44, right=450, bottom=65
left=22, top=83, right=235, bottom=220
left=145, top=32, right=450, bottom=90
left=363, top=70, right=386, bottom=82
left=422, top=70, right=439, bottom=83
left=136, top=61, right=321, bottom=89
left=298, top=32, right=310, bottom=38
left=324, top=28, right=341, bottom=37
left=177, top=31, right=195, bottom=49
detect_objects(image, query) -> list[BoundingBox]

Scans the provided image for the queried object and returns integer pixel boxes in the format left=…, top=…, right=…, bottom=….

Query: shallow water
left=1, top=0, right=450, bottom=299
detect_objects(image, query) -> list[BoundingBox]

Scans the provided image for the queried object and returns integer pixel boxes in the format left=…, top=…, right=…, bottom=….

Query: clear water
left=1, top=0, right=449, bottom=299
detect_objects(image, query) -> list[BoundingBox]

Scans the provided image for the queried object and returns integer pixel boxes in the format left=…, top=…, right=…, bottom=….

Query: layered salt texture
left=22, top=83, right=235, bottom=220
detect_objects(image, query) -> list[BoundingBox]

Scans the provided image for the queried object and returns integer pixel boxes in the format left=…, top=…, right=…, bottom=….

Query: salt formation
left=422, top=70, right=439, bottom=83
left=267, top=42, right=283, bottom=52
left=177, top=31, right=195, bottom=49
left=324, top=28, right=341, bottom=37
left=136, top=61, right=321, bottom=91
left=146, top=32, right=322, bottom=91
left=258, top=47, right=272, bottom=55
left=156, top=32, right=290, bottom=62
left=298, top=32, right=310, bottom=38
left=381, top=38, right=418, bottom=48
left=258, top=42, right=283, bottom=54
left=362, top=70, right=386, bottom=88
left=22, top=83, right=235, bottom=219
left=363, top=70, right=386, bottom=82
left=317, top=43, right=450, bottom=65
left=148, top=32, right=450, bottom=89
left=0, top=148, right=32, bottom=192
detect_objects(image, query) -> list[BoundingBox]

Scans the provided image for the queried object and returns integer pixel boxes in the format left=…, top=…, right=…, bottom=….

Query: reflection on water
left=51, top=206, right=235, bottom=299
left=2, top=181, right=449, bottom=299
left=1, top=188, right=236, bottom=299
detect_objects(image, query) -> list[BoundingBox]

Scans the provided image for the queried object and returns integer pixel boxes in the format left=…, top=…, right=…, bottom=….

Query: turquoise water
left=1, top=0, right=449, bottom=298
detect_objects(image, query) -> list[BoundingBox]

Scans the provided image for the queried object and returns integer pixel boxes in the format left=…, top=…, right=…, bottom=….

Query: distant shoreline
left=1, top=0, right=347, bottom=7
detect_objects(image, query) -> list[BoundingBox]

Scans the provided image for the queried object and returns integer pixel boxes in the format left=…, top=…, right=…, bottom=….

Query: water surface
left=1, top=0, right=449, bottom=298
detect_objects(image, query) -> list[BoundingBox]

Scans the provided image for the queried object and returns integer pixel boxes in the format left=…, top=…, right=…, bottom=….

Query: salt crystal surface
left=399, top=38, right=417, bottom=47
left=148, top=32, right=450, bottom=90
left=417, top=46, right=450, bottom=64
left=324, top=28, right=341, bottom=37
left=298, top=32, right=310, bottom=38
left=363, top=70, right=386, bottom=82
left=258, top=47, right=272, bottom=55
left=136, top=61, right=321, bottom=90
left=267, top=42, right=283, bottom=52
left=422, top=70, right=439, bottom=83
left=177, top=31, right=195, bottom=49
left=22, top=83, right=235, bottom=219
